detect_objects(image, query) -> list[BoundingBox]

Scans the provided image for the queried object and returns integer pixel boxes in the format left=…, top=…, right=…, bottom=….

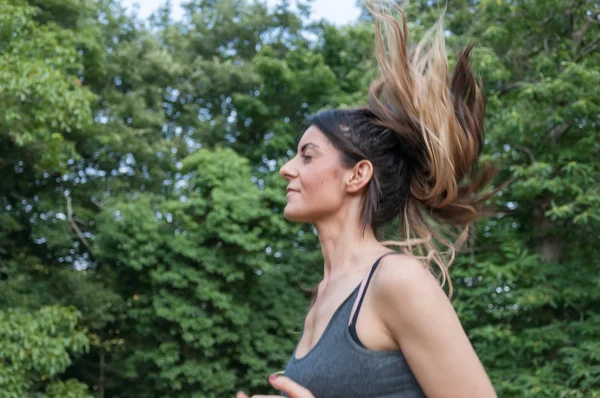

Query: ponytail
left=365, top=1, right=502, bottom=296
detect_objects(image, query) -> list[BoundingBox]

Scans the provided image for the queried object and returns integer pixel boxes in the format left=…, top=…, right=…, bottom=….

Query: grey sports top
left=281, top=252, right=426, bottom=397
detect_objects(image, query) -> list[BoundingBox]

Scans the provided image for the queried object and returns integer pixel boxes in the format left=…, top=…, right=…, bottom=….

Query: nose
left=279, top=158, right=296, bottom=180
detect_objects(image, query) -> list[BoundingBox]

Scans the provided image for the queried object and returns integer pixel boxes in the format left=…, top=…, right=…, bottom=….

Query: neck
left=314, top=203, right=389, bottom=284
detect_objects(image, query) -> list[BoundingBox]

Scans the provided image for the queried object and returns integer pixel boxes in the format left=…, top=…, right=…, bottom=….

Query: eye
left=302, top=155, right=312, bottom=161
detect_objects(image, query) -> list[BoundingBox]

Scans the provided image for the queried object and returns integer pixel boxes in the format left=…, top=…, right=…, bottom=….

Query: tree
left=405, top=0, right=600, bottom=396
left=2, top=0, right=599, bottom=396
left=0, top=306, right=91, bottom=398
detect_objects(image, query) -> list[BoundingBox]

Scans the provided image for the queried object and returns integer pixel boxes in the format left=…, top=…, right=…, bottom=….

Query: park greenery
left=1, top=0, right=599, bottom=396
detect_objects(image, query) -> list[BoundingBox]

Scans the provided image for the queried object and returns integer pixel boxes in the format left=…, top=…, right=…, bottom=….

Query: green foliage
left=439, top=0, right=600, bottom=395
left=0, top=306, right=91, bottom=398
left=0, top=0, right=599, bottom=396
left=93, top=147, right=301, bottom=397
left=0, top=1, right=95, bottom=174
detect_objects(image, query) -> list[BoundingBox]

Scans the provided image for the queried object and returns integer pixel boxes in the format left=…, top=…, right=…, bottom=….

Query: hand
left=236, top=374, right=314, bottom=398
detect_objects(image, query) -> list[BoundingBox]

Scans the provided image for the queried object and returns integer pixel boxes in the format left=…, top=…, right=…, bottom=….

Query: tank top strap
left=349, top=251, right=402, bottom=327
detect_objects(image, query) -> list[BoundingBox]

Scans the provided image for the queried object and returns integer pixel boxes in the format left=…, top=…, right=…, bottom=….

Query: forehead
left=297, top=125, right=331, bottom=149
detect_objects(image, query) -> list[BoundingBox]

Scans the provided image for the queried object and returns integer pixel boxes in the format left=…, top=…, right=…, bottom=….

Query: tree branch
left=65, top=194, right=92, bottom=251
left=513, top=145, right=535, bottom=164
left=575, top=37, right=600, bottom=61
left=548, top=122, right=570, bottom=144
left=586, top=11, right=600, bottom=25
left=497, top=81, right=528, bottom=97
left=9, top=192, right=27, bottom=201
left=91, top=197, right=105, bottom=209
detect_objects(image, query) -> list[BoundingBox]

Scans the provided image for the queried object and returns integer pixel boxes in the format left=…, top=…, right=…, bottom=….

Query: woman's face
left=279, top=126, right=347, bottom=224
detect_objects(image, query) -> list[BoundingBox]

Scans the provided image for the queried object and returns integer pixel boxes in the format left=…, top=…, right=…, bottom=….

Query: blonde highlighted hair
left=305, top=1, right=503, bottom=298
left=368, top=0, right=501, bottom=296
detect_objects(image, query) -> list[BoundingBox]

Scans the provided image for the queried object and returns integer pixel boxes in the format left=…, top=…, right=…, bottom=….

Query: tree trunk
left=99, top=347, right=105, bottom=398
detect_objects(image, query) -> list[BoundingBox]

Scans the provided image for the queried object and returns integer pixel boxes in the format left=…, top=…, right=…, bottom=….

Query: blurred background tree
left=0, top=0, right=598, bottom=397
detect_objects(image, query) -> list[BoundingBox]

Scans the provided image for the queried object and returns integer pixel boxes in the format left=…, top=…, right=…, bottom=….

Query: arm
left=372, top=255, right=497, bottom=398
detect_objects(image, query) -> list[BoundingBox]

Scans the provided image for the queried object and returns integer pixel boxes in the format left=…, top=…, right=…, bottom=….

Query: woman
left=238, top=1, right=500, bottom=397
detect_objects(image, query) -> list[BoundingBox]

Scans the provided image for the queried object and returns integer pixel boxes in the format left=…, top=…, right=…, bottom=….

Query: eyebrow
left=298, top=142, right=320, bottom=152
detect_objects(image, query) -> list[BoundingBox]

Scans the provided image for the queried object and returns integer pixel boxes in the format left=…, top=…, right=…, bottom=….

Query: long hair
left=303, top=0, right=503, bottom=300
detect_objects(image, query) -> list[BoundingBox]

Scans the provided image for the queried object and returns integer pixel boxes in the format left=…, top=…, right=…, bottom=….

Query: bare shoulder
left=369, top=254, right=497, bottom=397
left=370, top=253, right=453, bottom=336
left=372, top=254, right=444, bottom=301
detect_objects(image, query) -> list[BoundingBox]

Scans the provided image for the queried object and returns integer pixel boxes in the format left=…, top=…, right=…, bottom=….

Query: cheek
left=314, top=163, right=345, bottom=196
left=289, top=169, right=343, bottom=210
left=304, top=169, right=336, bottom=197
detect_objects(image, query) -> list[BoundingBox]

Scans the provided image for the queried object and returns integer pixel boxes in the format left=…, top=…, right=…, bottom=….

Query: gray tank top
left=281, top=252, right=426, bottom=398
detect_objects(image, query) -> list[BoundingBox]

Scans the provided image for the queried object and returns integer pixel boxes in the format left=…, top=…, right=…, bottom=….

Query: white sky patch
left=120, top=0, right=361, bottom=25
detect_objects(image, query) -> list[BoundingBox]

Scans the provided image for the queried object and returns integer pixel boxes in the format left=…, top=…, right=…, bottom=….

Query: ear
left=346, top=159, right=373, bottom=194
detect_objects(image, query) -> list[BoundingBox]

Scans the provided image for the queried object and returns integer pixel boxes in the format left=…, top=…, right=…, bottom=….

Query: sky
left=120, top=0, right=362, bottom=25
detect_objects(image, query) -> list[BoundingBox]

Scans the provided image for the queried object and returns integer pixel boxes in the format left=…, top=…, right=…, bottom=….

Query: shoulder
left=368, top=254, right=498, bottom=397
left=372, top=253, right=444, bottom=300
left=370, top=253, right=453, bottom=337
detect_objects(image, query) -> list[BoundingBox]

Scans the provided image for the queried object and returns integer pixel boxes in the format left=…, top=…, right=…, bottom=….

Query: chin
left=283, top=206, right=314, bottom=223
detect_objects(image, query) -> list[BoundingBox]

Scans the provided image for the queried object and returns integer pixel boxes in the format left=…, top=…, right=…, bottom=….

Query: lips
left=286, top=187, right=300, bottom=193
